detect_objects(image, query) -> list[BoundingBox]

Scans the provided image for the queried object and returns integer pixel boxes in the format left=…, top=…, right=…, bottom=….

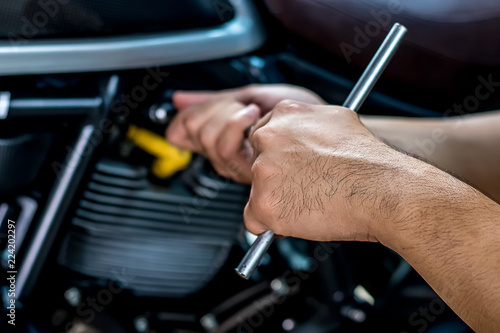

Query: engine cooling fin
left=58, top=158, right=248, bottom=297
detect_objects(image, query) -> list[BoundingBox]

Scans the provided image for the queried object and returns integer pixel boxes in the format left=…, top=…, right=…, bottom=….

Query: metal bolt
left=200, top=313, right=218, bottom=332
left=149, top=103, right=173, bottom=124
left=282, top=318, right=296, bottom=331
left=270, top=278, right=290, bottom=296
left=64, top=287, right=81, bottom=307
left=134, top=316, right=149, bottom=333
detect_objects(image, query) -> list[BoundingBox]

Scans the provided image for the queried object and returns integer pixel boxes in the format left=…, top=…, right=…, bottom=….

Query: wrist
left=372, top=155, right=490, bottom=252
left=356, top=150, right=443, bottom=246
left=330, top=143, right=426, bottom=243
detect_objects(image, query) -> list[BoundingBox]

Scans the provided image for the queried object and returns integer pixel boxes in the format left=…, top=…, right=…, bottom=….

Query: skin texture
left=166, top=84, right=325, bottom=183
left=245, top=101, right=500, bottom=332
left=362, top=112, right=500, bottom=202
left=167, top=84, right=500, bottom=332
left=167, top=97, right=259, bottom=182
left=243, top=101, right=397, bottom=241
left=168, top=84, right=500, bottom=201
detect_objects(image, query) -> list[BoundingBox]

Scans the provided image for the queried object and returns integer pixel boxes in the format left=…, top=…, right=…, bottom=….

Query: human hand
left=244, top=100, right=416, bottom=242
left=166, top=84, right=325, bottom=183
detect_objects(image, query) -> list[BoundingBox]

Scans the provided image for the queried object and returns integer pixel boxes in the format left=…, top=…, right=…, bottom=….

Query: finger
left=182, top=99, right=235, bottom=152
left=196, top=101, right=251, bottom=157
left=247, top=111, right=273, bottom=159
left=198, top=114, right=233, bottom=174
left=223, top=152, right=253, bottom=184
left=166, top=111, right=197, bottom=151
left=173, top=91, right=216, bottom=110
left=249, top=111, right=272, bottom=137
left=167, top=100, right=218, bottom=152
left=243, top=196, right=269, bottom=236
left=173, top=85, right=260, bottom=109
left=215, top=104, right=260, bottom=182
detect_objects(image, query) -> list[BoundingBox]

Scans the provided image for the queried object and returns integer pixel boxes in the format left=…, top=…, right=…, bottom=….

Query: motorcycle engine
left=58, top=157, right=248, bottom=298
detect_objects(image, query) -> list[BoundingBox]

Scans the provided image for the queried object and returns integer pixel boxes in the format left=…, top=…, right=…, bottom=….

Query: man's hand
left=166, top=84, right=325, bottom=183
left=244, top=100, right=412, bottom=242
left=244, top=100, right=500, bottom=332
left=167, top=84, right=500, bottom=331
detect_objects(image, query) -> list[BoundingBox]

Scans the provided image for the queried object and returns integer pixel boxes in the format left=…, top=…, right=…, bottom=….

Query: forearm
left=376, top=158, right=500, bottom=332
left=361, top=111, right=500, bottom=202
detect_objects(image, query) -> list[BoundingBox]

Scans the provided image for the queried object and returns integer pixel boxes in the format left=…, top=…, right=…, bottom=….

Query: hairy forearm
left=361, top=111, right=500, bottom=202
left=376, top=157, right=500, bottom=332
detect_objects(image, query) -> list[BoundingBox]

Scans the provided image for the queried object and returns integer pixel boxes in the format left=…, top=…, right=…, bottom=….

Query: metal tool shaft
left=343, top=23, right=407, bottom=111
left=235, top=23, right=407, bottom=280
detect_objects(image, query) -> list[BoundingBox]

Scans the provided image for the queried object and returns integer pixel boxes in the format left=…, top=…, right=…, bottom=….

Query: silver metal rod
left=343, top=23, right=407, bottom=111
left=235, top=230, right=275, bottom=279
left=235, top=23, right=407, bottom=280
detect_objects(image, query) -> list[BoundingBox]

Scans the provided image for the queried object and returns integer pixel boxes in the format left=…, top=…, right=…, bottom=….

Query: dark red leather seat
left=264, top=0, right=500, bottom=107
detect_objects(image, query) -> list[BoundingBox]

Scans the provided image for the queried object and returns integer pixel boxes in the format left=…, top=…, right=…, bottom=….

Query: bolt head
left=64, top=287, right=81, bottom=307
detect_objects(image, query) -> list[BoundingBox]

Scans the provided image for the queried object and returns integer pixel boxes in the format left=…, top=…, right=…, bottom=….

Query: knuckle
left=199, top=126, right=216, bottom=148
left=274, top=99, right=301, bottom=113
left=250, top=128, right=272, bottom=148
left=184, top=113, right=199, bottom=133
left=228, top=113, right=243, bottom=127
left=276, top=99, right=294, bottom=108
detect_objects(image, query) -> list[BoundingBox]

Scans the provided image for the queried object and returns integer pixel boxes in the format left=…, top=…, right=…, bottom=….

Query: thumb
left=172, top=91, right=216, bottom=110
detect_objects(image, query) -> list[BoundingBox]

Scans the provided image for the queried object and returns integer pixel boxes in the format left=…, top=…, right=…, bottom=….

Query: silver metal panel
left=0, top=0, right=265, bottom=75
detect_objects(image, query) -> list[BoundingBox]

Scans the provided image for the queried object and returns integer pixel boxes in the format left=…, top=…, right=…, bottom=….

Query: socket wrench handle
left=235, top=23, right=407, bottom=280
